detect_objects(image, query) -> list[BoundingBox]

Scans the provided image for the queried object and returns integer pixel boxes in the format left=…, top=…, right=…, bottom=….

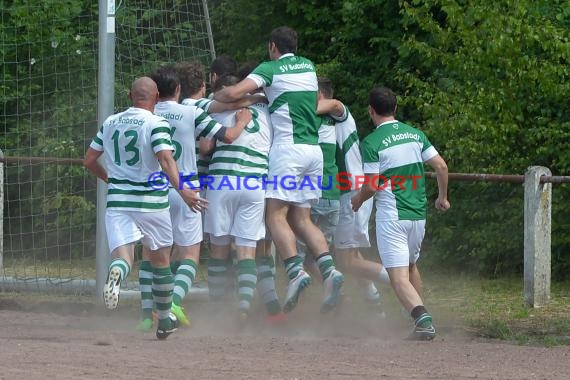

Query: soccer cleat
left=136, top=318, right=153, bottom=332
left=321, top=270, right=344, bottom=314
left=410, top=323, right=436, bottom=341
left=103, top=267, right=122, bottom=310
left=170, top=303, right=191, bottom=327
left=283, top=270, right=312, bottom=313
left=156, top=313, right=179, bottom=340
left=409, top=313, right=436, bottom=341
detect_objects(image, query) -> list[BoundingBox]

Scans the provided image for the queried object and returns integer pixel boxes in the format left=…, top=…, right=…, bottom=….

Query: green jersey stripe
left=108, top=178, right=162, bottom=187
left=151, top=127, right=171, bottom=135
left=106, top=201, right=169, bottom=209
left=208, top=169, right=265, bottom=178
left=209, top=156, right=268, bottom=169
left=108, top=189, right=168, bottom=196
left=215, top=145, right=268, bottom=160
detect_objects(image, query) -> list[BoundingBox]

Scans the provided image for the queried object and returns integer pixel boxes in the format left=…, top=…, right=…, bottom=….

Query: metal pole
left=0, top=148, right=4, bottom=278
left=202, top=0, right=216, bottom=60
left=96, top=0, right=116, bottom=303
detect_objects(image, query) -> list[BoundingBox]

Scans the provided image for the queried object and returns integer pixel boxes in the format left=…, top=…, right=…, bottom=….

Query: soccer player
left=83, top=77, right=205, bottom=340
left=201, top=72, right=272, bottom=320
left=208, top=54, right=238, bottom=98
left=316, top=78, right=391, bottom=310
left=214, top=26, right=345, bottom=314
left=177, top=62, right=266, bottom=304
left=143, top=65, right=251, bottom=328
left=351, top=86, right=450, bottom=340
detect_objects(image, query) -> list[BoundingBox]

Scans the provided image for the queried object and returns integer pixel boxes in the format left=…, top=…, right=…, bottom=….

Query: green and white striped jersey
left=318, top=115, right=340, bottom=200
left=181, top=97, right=215, bottom=176
left=361, top=120, right=438, bottom=221
left=247, top=54, right=319, bottom=145
left=89, top=107, right=173, bottom=212
left=208, top=100, right=272, bottom=178
left=154, top=100, right=222, bottom=188
left=334, top=105, right=363, bottom=193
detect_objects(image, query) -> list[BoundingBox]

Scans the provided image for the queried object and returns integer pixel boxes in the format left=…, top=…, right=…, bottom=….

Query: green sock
left=316, top=253, right=335, bottom=280
left=139, top=260, right=153, bottom=319
left=237, top=259, right=257, bottom=313
left=283, top=255, right=303, bottom=280
left=109, top=258, right=130, bottom=281
left=208, top=258, right=227, bottom=301
left=173, top=259, right=197, bottom=306
left=170, top=260, right=181, bottom=275
left=256, top=256, right=281, bottom=315
left=152, top=266, right=174, bottom=329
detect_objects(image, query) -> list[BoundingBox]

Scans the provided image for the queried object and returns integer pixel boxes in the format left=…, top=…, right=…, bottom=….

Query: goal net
left=0, top=0, right=215, bottom=294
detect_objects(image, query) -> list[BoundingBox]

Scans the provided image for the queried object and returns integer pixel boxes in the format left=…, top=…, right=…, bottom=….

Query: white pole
left=95, top=0, right=116, bottom=303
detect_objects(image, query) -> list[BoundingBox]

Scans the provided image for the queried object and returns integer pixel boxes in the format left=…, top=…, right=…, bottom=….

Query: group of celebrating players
left=84, top=26, right=450, bottom=341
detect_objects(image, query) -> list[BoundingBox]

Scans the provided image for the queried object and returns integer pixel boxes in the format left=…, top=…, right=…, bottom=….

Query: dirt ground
left=1, top=293, right=570, bottom=380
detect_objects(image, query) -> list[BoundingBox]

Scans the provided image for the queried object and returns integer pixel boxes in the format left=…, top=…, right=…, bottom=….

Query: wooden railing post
left=524, top=166, right=551, bottom=307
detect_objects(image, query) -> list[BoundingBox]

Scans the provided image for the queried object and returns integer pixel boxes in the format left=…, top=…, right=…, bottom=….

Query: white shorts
left=204, top=176, right=266, bottom=242
left=335, top=191, right=373, bottom=249
left=105, top=209, right=173, bottom=253
left=265, top=144, right=322, bottom=204
left=376, top=219, right=426, bottom=268
left=168, top=190, right=203, bottom=246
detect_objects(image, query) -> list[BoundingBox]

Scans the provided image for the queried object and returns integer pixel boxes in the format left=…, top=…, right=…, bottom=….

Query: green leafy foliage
left=210, top=0, right=570, bottom=277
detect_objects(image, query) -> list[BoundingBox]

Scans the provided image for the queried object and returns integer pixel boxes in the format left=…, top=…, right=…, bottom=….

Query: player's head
left=369, top=86, right=397, bottom=118
left=129, top=77, right=159, bottom=111
left=237, top=61, right=258, bottom=81
left=269, top=26, right=297, bottom=59
left=317, top=77, right=334, bottom=100
left=150, top=65, right=180, bottom=100
left=210, top=54, right=238, bottom=90
left=175, top=61, right=205, bottom=100
left=212, top=73, right=240, bottom=93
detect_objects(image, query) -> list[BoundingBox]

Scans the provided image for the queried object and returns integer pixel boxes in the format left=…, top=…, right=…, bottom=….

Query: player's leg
left=103, top=210, right=141, bottom=310
left=137, top=209, right=178, bottom=340
left=168, top=189, right=202, bottom=326
left=204, top=179, right=234, bottom=301
left=234, top=238, right=257, bottom=320
left=208, top=235, right=232, bottom=301
left=149, top=245, right=178, bottom=340
left=378, top=219, right=434, bottom=340
left=289, top=203, right=344, bottom=313
left=265, top=198, right=312, bottom=313
left=255, top=238, right=284, bottom=321
left=136, top=246, right=154, bottom=331
left=169, top=244, right=199, bottom=327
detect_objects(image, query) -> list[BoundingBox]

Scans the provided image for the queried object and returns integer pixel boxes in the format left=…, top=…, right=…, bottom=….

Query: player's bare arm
left=351, top=173, right=377, bottom=212
left=199, top=136, right=216, bottom=156
left=156, top=149, right=208, bottom=212
left=83, top=147, right=108, bottom=183
left=214, top=78, right=259, bottom=102
left=426, top=154, right=450, bottom=211
left=220, top=107, right=253, bottom=143
left=208, top=94, right=268, bottom=114
left=317, top=99, right=344, bottom=118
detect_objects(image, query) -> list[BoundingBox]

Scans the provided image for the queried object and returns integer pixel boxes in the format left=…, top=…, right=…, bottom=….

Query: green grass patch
left=423, top=272, right=570, bottom=346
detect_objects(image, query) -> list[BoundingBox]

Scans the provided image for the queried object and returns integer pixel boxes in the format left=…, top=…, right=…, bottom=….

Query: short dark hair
left=175, top=61, right=205, bottom=99
left=369, top=86, right=397, bottom=117
left=318, top=77, right=334, bottom=99
left=269, top=26, right=297, bottom=54
left=150, top=65, right=179, bottom=99
left=210, top=54, right=238, bottom=76
left=212, top=74, right=240, bottom=93
left=237, top=61, right=259, bottom=80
